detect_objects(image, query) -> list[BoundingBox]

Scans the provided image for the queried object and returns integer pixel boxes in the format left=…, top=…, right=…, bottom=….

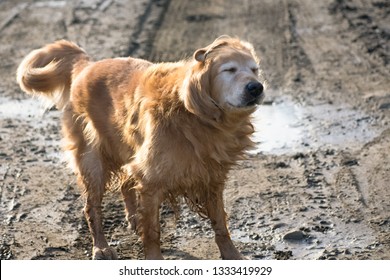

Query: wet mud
left=0, top=0, right=389, bottom=260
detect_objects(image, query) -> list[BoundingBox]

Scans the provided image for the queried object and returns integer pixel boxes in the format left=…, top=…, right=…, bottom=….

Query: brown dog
left=16, top=36, right=264, bottom=259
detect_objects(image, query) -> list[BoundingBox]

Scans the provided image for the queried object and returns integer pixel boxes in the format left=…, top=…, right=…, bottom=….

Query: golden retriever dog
left=16, top=36, right=264, bottom=259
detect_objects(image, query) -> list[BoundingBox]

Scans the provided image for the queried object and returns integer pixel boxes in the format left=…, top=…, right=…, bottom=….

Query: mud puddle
left=0, top=96, right=62, bottom=161
left=252, top=95, right=381, bottom=155
left=0, top=97, right=51, bottom=120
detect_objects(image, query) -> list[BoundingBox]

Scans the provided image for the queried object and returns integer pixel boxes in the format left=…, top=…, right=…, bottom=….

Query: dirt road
left=0, top=0, right=389, bottom=260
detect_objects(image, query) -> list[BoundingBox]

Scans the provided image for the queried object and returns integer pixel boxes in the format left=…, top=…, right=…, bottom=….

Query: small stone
left=276, top=161, right=289, bottom=168
left=249, top=232, right=261, bottom=240
left=271, top=222, right=287, bottom=230
left=343, top=249, right=351, bottom=255
left=342, top=158, right=359, bottom=166
left=283, top=230, right=306, bottom=241
left=299, top=206, right=308, bottom=212
left=379, top=102, right=390, bottom=110
left=274, top=250, right=293, bottom=260
left=253, top=254, right=265, bottom=259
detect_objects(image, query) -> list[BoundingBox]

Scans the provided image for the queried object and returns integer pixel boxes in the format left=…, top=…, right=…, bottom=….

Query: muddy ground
left=0, top=0, right=389, bottom=260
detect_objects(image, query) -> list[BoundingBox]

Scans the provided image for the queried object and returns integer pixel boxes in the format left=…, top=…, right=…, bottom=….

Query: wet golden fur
left=17, top=37, right=263, bottom=259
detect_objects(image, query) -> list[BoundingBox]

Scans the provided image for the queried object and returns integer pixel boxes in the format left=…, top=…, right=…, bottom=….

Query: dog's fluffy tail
left=16, top=40, right=90, bottom=110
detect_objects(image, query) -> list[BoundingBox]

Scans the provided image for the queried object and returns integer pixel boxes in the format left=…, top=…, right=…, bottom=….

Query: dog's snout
left=245, top=82, right=263, bottom=97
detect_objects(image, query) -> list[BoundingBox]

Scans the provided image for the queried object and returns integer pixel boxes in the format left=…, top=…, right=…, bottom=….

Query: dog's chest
left=130, top=129, right=233, bottom=187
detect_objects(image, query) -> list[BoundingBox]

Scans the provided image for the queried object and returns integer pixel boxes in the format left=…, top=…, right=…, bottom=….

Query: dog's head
left=182, top=36, right=264, bottom=122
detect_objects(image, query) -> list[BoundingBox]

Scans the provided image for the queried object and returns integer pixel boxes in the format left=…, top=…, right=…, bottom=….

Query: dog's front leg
left=137, top=186, right=164, bottom=259
left=121, top=180, right=138, bottom=231
left=206, top=188, right=245, bottom=260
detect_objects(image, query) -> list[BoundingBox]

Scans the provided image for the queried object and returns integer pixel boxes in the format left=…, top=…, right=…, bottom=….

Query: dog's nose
left=245, top=82, right=263, bottom=97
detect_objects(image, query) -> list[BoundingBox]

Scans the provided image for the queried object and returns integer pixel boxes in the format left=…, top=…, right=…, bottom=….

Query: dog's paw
left=92, top=246, right=118, bottom=260
left=221, top=249, right=248, bottom=260
left=237, top=254, right=249, bottom=260
left=222, top=253, right=248, bottom=260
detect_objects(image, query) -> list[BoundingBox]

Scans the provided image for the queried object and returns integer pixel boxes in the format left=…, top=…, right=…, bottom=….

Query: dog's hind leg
left=63, top=106, right=117, bottom=259
left=78, top=148, right=118, bottom=260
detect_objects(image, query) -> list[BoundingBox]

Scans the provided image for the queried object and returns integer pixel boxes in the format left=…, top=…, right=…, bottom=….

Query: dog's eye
left=251, top=68, right=259, bottom=74
left=223, top=67, right=237, bottom=73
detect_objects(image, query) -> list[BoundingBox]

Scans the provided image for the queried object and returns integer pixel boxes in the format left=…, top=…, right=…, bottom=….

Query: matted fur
left=17, top=36, right=264, bottom=259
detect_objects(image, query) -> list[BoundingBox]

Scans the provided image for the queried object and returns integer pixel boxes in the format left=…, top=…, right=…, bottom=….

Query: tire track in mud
left=0, top=2, right=28, bottom=32
left=335, top=162, right=367, bottom=212
left=329, top=0, right=390, bottom=66
left=126, top=0, right=171, bottom=58
left=352, top=129, right=390, bottom=257
left=282, top=1, right=316, bottom=89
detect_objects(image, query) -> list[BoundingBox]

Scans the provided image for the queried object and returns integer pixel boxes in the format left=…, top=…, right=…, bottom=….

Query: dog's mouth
left=246, top=99, right=259, bottom=107
left=225, top=92, right=265, bottom=110
left=243, top=92, right=265, bottom=107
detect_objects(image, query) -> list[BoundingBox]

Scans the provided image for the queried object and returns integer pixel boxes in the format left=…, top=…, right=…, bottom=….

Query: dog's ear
left=181, top=67, right=222, bottom=123
left=194, top=48, right=207, bottom=62
left=214, top=35, right=231, bottom=42
left=194, top=37, right=231, bottom=63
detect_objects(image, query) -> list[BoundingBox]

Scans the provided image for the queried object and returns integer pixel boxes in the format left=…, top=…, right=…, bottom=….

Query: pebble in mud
left=271, top=222, right=287, bottom=230
left=274, top=250, right=293, bottom=260
left=283, top=230, right=307, bottom=242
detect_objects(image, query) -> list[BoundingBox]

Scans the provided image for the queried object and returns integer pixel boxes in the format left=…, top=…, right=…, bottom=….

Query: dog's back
left=17, top=41, right=153, bottom=167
